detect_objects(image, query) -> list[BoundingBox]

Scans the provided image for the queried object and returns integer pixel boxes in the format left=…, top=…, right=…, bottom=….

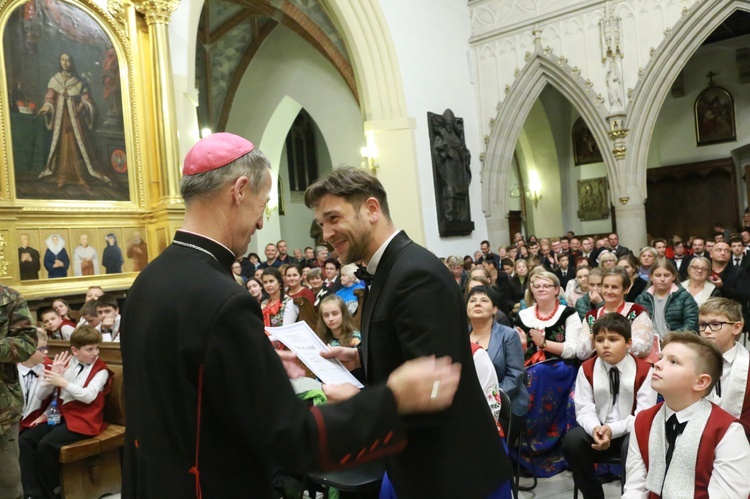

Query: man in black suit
left=729, top=237, right=750, bottom=270
left=607, top=232, right=630, bottom=258
left=670, top=240, right=692, bottom=281
left=305, top=167, right=512, bottom=498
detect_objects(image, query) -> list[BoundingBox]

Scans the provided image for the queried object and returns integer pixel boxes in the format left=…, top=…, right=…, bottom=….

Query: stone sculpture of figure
left=432, top=109, right=472, bottom=222
left=44, top=234, right=69, bottom=278
left=127, top=230, right=148, bottom=271
left=18, top=233, right=40, bottom=280
left=73, top=233, right=99, bottom=276
left=37, top=53, right=112, bottom=189
left=606, top=58, right=623, bottom=109
left=102, top=233, right=124, bottom=274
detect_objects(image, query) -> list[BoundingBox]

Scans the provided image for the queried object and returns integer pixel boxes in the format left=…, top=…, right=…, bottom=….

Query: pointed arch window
left=285, top=110, right=318, bottom=191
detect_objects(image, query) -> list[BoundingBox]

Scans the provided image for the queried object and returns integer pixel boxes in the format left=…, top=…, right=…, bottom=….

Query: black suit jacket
left=361, top=232, right=511, bottom=498
left=555, top=267, right=574, bottom=291
left=730, top=253, right=750, bottom=271
left=121, top=232, right=406, bottom=498
left=670, top=255, right=692, bottom=281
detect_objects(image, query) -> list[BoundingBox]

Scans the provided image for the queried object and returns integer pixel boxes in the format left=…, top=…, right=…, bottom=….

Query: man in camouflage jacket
left=0, top=284, right=37, bottom=499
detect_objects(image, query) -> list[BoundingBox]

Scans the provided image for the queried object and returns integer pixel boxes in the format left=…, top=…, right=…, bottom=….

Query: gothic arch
left=626, top=0, right=750, bottom=191
left=482, top=44, right=615, bottom=244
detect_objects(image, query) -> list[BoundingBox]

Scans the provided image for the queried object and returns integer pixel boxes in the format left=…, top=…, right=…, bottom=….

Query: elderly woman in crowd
left=468, top=286, right=528, bottom=442
left=578, top=267, right=654, bottom=360
left=635, top=259, right=699, bottom=338
left=637, top=246, right=658, bottom=281
left=597, top=250, right=617, bottom=269
left=513, top=270, right=582, bottom=476
left=335, top=263, right=366, bottom=314
left=306, top=267, right=330, bottom=309
left=617, top=254, right=648, bottom=302
left=447, top=255, right=470, bottom=292
left=682, top=256, right=719, bottom=306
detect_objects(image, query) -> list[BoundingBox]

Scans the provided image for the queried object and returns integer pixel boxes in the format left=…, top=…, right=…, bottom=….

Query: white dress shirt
left=574, top=356, right=656, bottom=439
left=623, top=399, right=750, bottom=498
left=37, top=357, right=109, bottom=405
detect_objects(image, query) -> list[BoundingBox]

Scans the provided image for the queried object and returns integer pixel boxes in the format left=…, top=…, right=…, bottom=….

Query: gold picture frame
left=695, top=85, right=736, bottom=147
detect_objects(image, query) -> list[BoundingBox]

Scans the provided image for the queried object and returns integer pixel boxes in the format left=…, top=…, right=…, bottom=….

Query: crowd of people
left=3, top=131, right=750, bottom=499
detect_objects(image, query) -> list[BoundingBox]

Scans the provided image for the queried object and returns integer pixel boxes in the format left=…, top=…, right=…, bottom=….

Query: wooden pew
left=45, top=341, right=124, bottom=499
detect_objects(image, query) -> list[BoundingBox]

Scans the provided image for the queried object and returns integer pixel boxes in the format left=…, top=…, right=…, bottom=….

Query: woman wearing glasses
left=513, top=270, right=582, bottom=476
left=514, top=270, right=583, bottom=366
left=578, top=267, right=655, bottom=360
left=682, top=256, right=720, bottom=306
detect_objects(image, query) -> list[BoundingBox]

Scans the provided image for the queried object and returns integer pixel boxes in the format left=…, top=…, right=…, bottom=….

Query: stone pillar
left=133, top=0, right=182, bottom=205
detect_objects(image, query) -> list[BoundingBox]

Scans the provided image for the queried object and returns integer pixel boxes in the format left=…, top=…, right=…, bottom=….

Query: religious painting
left=3, top=0, right=129, bottom=201
left=125, top=228, right=148, bottom=273
left=17, top=230, right=42, bottom=280
left=577, top=177, right=609, bottom=221
left=572, top=117, right=603, bottom=166
left=39, top=229, right=72, bottom=279
left=695, top=86, right=736, bottom=146
left=97, top=227, right=124, bottom=274
left=69, top=229, right=100, bottom=277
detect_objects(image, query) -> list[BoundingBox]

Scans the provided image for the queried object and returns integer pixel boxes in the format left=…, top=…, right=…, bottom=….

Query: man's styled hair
left=95, top=294, right=119, bottom=311
left=480, top=240, right=490, bottom=247
left=304, top=166, right=391, bottom=219
left=662, top=331, right=723, bottom=394
left=70, top=325, right=102, bottom=349
left=700, top=297, right=743, bottom=323
left=180, top=148, right=270, bottom=203
left=592, top=312, right=631, bottom=341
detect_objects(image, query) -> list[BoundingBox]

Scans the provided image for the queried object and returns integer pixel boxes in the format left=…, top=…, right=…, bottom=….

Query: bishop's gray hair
left=180, top=148, right=271, bottom=203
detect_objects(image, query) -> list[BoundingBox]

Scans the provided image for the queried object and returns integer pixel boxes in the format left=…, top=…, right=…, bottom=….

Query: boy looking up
left=699, top=297, right=750, bottom=436
left=623, top=332, right=750, bottom=498
left=19, top=326, right=112, bottom=498
left=563, top=313, right=656, bottom=499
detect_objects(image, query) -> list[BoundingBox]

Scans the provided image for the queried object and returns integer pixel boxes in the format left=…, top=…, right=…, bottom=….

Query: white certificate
left=267, top=322, right=364, bottom=388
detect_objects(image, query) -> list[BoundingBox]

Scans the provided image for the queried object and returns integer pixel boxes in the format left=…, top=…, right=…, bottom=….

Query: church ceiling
left=195, top=0, right=354, bottom=132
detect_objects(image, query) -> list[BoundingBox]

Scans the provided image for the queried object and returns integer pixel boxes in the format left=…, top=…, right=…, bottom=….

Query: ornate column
left=133, top=0, right=182, bottom=205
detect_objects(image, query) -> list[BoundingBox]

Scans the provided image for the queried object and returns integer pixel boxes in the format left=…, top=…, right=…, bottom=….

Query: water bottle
left=47, top=398, right=61, bottom=426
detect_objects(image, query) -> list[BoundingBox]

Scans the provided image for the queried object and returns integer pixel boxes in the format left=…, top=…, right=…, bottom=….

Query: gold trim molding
left=133, top=0, right=179, bottom=25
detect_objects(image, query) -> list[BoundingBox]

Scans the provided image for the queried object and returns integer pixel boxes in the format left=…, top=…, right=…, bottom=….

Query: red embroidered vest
left=581, top=354, right=651, bottom=415
left=61, top=358, right=113, bottom=436
left=633, top=401, right=737, bottom=499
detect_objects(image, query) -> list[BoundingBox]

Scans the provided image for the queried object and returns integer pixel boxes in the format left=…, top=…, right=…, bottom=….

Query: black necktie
left=76, top=363, right=85, bottom=378
left=609, top=367, right=620, bottom=405
left=24, top=370, right=38, bottom=404
left=736, top=259, right=741, bottom=266
left=665, top=414, right=687, bottom=470
left=716, top=379, right=722, bottom=397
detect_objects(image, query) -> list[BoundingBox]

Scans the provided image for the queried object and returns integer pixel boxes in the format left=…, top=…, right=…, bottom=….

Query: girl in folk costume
left=37, top=53, right=112, bottom=189
left=43, top=234, right=69, bottom=278
left=260, top=267, right=298, bottom=328
left=579, top=267, right=655, bottom=361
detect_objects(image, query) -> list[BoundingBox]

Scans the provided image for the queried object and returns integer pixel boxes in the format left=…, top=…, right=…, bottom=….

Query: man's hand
left=709, top=274, right=723, bottom=289
left=386, top=356, right=461, bottom=415
left=322, top=383, right=361, bottom=404
left=51, top=351, right=71, bottom=374
left=276, top=350, right=305, bottom=379
left=591, top=425, right=612, bottom=451
left=320, top=346, right=361, bottom=371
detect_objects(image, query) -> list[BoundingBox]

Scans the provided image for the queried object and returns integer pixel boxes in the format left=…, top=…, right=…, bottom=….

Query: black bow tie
left=355, top=266, right=374, bottom=285
left=609, top=367, right=620, bottom=405
left=24, top=370, right=38, bottom=379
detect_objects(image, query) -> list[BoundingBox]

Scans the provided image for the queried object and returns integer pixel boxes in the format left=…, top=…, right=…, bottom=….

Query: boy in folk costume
left=563, top=313, right=657, bottom=499
left=623, top=332, right=750, bottom=498
left=18, top=329, right=53, bottom=431
left=699, top=297, right=750, bottom=437
left=19, top=326, right=112, bottom=498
